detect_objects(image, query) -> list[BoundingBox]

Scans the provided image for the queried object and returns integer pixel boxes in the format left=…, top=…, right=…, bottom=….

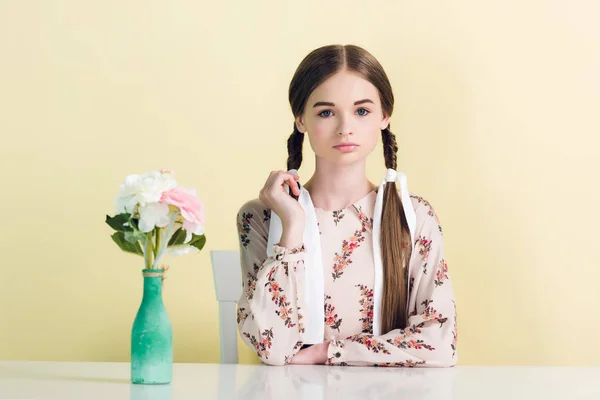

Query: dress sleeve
left=326, top=199, right=458, bottom=367
left=235, top=200, right=308, bottom=365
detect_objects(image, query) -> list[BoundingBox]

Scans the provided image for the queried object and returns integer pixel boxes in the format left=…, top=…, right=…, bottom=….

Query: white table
left=0, top=361, right=599, bottom=399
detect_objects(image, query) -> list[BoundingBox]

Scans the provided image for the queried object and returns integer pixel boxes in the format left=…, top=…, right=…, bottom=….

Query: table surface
left=1, top=361, right=599, bottom=400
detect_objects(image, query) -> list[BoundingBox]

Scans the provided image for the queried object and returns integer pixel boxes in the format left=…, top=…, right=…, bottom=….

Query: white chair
left=210, top=250, right=243, bottom=364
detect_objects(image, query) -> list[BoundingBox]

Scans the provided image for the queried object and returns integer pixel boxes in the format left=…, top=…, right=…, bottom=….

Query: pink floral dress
left=236, top=188, right=458, bottom=367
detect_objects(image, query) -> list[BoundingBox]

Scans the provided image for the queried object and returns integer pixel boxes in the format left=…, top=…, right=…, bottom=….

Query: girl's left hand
left=288, top=341, right=330, bottom=365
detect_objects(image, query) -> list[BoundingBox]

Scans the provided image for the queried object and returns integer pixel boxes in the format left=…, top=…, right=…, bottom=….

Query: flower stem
left=144, top=232, right=154, bottom=270
left=154, top=227, right=161, bottom=262
left=152, top=209, right=179, bottom=269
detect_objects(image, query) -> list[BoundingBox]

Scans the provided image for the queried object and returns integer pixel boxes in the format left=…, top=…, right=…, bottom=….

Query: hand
left=288, top=342, right=330, bottom=365
left=259, top=170, right=304, bottom=226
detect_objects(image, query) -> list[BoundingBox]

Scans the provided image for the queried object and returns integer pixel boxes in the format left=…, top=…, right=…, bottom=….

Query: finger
left=280, top=171, right=299, bottom=182
left=279, top=172, right=300, bottom=195
left=285, top=179, right=300, bottom=196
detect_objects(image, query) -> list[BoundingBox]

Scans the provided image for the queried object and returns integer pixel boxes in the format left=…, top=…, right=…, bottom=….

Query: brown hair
left=286, top=44, right=412, bottom=332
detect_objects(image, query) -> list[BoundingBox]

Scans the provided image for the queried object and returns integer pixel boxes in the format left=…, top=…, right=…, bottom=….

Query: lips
left=333, top=143, right=359, bottom=148
left=333, top=143, right=359, bottom=153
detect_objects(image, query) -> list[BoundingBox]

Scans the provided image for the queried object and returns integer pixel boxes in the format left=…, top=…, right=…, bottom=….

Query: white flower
left=138, top=202, right=171, bottom=233
left=114, top=170, right=177, bottom=215
left=163, top=245, right=198, bottom=257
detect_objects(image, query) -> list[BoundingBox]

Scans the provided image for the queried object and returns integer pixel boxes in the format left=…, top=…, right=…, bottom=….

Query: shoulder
left=407, top=191, right=444, bottom=236
left=408, top=192, right=437, bottom=216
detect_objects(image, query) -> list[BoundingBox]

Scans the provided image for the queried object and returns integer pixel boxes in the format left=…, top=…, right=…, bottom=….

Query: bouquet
left=105, top=168, right=206, bottom=270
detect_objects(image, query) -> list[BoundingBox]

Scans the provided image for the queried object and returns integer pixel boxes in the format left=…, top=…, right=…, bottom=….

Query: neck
left=303, top=158, right=377, bottom=211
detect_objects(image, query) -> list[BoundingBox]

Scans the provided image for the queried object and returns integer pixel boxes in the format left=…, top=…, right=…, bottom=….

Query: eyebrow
left=312, top=99, right=375, bottom=108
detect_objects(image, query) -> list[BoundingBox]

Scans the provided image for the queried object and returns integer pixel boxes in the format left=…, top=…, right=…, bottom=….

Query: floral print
left=236, top=211, right=254, bottom=248
left=415, top=236, right=432, bottom=263
left=237, top=307, right=248, bottom=324
left=409, top=194, right=432, bottom=208
left=242, top=328, right=274, bottom=360
left=386, top=331, right=436, bottom=351
left=236, top=189, right=458, bottom=367
left=435, top=259, right=449, bottom=287
left=355, top=206, right=374, bottom=232
left=331, top=208, right=373, bottom=281
left=421, top=301, right=448, bottom=328
left=324, top=294, right=343, bottom=332
left=297, top=304, right=305, bottom=334
left=245, top=263, right=260, bottom=300
left=266, top=268, right=296, bottom=328
left=263, top=208, right=271, bottom=223
left=356, top=284, right=374, bottom=334
left=332, top=209, right=346, bottom=226
left=346, top=334, right=391, bottom=355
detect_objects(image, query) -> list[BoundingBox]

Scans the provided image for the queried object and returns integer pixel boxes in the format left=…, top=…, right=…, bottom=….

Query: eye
left=318, top=110, right=333, bottom=118
left=356, top=108, right=370, bottom=116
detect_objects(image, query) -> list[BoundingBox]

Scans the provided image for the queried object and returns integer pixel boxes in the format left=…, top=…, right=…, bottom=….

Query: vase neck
left=142, top=270, right=164, bottom=299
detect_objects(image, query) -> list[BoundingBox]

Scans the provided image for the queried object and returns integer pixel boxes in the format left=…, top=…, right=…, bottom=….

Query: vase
left=131, top=268, right=173, bottom=384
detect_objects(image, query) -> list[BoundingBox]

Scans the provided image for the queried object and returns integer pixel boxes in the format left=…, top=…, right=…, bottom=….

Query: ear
left=295, top=115, right=307, bottom=133
left=380, top=113, right=391, bottom=130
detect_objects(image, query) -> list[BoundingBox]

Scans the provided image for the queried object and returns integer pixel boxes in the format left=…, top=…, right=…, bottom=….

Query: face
left=295, top=69, right=390, bottom=165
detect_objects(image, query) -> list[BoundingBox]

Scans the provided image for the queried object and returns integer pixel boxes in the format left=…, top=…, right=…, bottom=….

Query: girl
left=236, top=44, right=457, bottom=367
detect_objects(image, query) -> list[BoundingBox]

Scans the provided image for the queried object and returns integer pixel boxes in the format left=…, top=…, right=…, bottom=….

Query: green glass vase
left=131, top=268, right=173, bottom=384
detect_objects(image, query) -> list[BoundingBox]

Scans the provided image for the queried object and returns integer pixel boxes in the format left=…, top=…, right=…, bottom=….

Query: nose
left=337, top=114, right=353, bottom=136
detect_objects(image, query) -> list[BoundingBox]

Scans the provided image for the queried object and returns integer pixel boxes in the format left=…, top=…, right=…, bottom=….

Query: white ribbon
left=267, top=168, right=416, bottom=343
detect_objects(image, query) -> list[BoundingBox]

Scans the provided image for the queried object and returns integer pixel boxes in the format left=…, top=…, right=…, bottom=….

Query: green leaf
left=187, top=234, right=206, bottom=251
left=168, top=228, right=187, bottom=246
left=105, top=213, right=133, bottom=232
left=167, top=229, right=206, bottom=252
left=111, top=231, right=144, bottom=256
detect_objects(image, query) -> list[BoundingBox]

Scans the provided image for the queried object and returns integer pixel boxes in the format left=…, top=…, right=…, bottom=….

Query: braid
left=381, top=126, right=398, bottom=170
left=380, top=124, right=411, bottom=332
left=286, top=123, right=304, bottom=171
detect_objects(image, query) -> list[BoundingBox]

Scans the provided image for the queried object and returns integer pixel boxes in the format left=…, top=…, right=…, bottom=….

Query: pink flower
left=160, top=186, right=205, bottom=239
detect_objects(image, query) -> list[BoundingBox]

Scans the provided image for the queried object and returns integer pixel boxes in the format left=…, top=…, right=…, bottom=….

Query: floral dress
left=235, top=188, right=458, bottom=367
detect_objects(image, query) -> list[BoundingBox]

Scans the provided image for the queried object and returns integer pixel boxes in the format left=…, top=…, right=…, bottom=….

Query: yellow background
left=1, top=1, right=598, bottom=366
